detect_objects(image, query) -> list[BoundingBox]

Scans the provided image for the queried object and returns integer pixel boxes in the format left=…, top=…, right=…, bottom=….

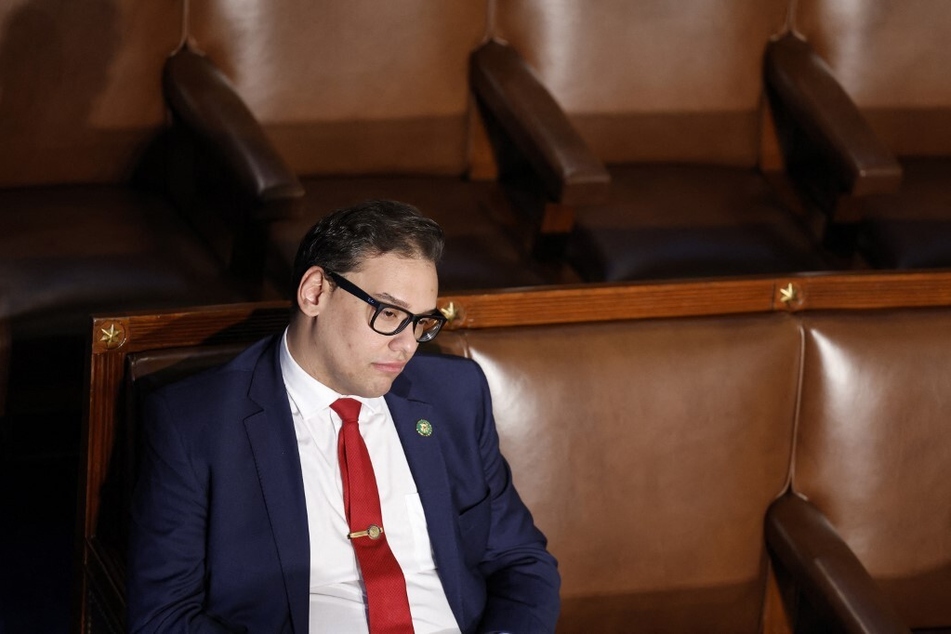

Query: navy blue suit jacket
left=127, top=335, right=560, bottom=633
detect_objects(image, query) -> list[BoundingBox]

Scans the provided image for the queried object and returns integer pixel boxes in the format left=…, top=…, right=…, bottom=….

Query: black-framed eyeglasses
left=327, top=271, right=447, bottom=343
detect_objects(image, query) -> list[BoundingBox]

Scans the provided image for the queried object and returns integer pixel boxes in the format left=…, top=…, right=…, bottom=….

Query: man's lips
left=373, top=361, right=406, bottom=374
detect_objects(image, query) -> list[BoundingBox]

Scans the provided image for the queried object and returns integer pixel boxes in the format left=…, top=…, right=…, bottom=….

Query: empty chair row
left=4, top=0, right=951, bottom=440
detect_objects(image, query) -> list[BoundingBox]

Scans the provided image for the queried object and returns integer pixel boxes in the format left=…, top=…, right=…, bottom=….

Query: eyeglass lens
left=370, top=306, right=443, bottom=342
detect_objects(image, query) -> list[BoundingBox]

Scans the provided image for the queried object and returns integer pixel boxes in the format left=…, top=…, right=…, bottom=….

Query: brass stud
left=778, top=283, right=801, bottom=308
left=99, top=322, right=126, bottom=350
left=439, top=301, right=459, bottom=324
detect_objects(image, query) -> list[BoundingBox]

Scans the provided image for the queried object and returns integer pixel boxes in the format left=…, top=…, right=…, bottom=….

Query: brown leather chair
left=161, top=1, right=561, bottom=296
left=777, top=0, right=951, bottom=269
left=0, top=0, right=250, bottom=323
left=767, top=310, right=951, bottom=633
left=472, top=0, right=831, bottom=282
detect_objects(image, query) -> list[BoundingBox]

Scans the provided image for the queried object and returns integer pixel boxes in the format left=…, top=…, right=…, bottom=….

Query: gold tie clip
left=348, top=524, right=384, bottom=540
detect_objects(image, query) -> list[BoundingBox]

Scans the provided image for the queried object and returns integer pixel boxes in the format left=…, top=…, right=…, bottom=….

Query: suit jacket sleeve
left=127, top=391, right=244, bottom=633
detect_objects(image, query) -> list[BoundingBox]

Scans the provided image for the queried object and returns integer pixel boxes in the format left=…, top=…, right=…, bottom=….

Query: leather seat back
left=188, top=1, right=488, bottom=176
left=794, top=0, right=951, bottom=157
left=489, top=0, right=789, bottom=167
left=453, top=314, right=801, bottom=632
left=0, top=0, right=180, bottom=186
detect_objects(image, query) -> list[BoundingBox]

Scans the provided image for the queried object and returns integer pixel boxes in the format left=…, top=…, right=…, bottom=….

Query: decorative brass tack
left=438, top=301, right=458, bottom=324
left=99, top=322, right=126, bottom=349
left=779, top=283, right=799, bottom=306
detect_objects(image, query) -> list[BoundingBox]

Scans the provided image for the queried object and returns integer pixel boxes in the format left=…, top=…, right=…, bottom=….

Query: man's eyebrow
left=376, top=292, right=410, bottom=309
left=377, top=292, right=438, bottom=314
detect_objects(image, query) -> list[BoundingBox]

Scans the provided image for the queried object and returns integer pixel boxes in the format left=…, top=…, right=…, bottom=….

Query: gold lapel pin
left=416, top=419, right=433, bottom=437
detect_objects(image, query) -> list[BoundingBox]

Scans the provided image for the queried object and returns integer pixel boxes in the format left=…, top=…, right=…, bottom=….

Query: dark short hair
left=291, top=199, right=444, bottom=302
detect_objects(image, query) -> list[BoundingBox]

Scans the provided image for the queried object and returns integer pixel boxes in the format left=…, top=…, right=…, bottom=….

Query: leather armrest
left=765, top=494, right=910, bottom=634
left=764, top=33, right=901, bottom=198
left=162, top=46, right=304, bottom=216
left=470, top=40, right=610, bottom=206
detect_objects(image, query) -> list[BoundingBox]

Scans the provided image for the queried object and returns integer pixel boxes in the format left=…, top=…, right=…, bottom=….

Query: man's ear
left=297, top=266, right=329, bottom=318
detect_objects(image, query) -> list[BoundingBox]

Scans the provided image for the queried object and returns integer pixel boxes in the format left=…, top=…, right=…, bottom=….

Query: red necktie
left=331, top=398, right=415, bottom=634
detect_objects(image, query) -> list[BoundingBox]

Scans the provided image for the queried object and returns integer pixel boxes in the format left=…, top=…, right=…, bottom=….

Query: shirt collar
left=279, top=329, right=383, bottom=421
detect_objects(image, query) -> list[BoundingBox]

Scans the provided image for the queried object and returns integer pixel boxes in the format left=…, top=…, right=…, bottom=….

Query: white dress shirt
left=279, top=332, right=460, bottom=634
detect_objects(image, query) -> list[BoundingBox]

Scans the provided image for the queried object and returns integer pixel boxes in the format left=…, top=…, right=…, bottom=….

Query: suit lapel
left=386, top=375, right=469, bottom=627
left=244, top=337, right=310, bottom=634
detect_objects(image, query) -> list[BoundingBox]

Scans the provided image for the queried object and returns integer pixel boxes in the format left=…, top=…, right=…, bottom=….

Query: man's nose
left=389, top=325, right=418, bottom=353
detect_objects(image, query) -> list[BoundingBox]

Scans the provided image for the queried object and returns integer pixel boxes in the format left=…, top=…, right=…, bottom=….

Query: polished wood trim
left=436, top=270, right=951, bottom=329
left=781, top=270, right=951, bottom=311
left=83, top=542, right=125, bottom=633
left=437, top=278, right=776, bottom=329
left=81, top=272, right=951, bottom=356
left=90, top=301, right=290, bottom=356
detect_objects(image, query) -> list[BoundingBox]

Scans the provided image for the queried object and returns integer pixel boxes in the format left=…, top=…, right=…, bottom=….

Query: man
left=127, top=200, right=560, bottom=633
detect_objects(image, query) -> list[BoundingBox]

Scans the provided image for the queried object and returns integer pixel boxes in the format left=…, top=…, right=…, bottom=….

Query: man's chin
left=356, top=377, right=397, bottom=399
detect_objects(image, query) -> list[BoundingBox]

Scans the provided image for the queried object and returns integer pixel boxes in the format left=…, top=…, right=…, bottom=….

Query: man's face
left=298, top=252, right=438, bottom=398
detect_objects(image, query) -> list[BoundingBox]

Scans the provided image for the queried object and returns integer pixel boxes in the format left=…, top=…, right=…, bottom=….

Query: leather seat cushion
left=0, top=185, right=247, bottom=336
left=266, top=176, right=552, bottom=294
left=859, top=157, right=951, bottom=269
left=567, top=164, right=828, bottom=281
